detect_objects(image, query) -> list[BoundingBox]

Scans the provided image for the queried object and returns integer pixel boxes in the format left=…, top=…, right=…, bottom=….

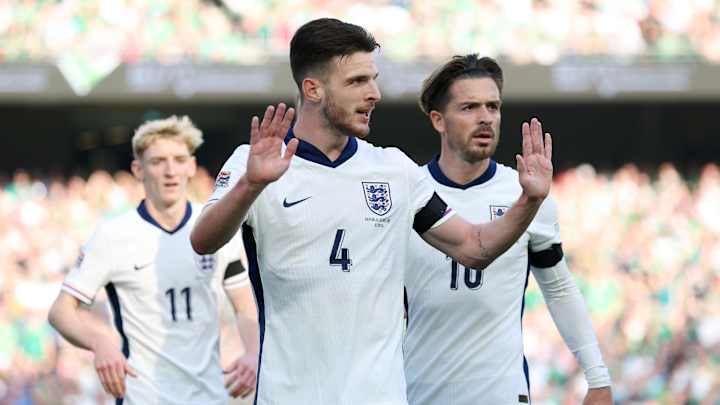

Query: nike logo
left=134, top=262, right=153, bottom=271
left=283, top=196, right=311, bottom=208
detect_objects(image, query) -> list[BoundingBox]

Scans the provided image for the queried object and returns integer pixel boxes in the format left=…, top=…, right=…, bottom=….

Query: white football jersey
left=208, top=131, right=453, bottom=405
left=62, top=202, right=248, bottom=405
left=404, top=159, right=561, bottom=405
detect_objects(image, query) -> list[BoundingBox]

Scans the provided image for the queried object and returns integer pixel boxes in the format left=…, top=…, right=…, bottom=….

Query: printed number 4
left=330, top=229, right=352, bottom=271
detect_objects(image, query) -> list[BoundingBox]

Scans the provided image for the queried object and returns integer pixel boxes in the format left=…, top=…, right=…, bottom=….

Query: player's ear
left=429, top=110, right=445, bottom=135
left=130, top=159, right=143, bottom=181
left=302, top=77, right=323, bottom=103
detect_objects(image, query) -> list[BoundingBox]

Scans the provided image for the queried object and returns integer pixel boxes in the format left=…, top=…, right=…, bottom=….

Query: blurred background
left=1, top=0, right=719, bottom=404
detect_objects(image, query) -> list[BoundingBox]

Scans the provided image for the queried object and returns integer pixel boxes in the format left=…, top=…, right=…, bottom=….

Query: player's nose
left=367, top=80, right=381, bottom=102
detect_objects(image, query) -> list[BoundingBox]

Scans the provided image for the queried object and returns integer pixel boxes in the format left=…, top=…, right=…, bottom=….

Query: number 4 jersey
left=208, top=131, right=453, bottom=405
left=61, top=201, right=248, bottom=405
left=403, top=159, right=561, bottom=405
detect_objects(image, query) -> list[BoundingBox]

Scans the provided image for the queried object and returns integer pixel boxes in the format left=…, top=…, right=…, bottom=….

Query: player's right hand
left=246, top=103, right=298, bottom=187
left=92, top=337, right=137, bottom=398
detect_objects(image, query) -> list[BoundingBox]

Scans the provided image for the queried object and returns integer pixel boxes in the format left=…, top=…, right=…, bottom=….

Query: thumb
left=283, top=138, right=299, bottom=161
left=125, top=362, right=138, bottom=378
left=516, top=154, right=525, bottom=173
left=223, top=360, right=238, bottom=374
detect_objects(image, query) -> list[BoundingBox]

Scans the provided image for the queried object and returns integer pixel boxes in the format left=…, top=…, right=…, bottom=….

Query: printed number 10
left=450, top=260, right=484, bottom=290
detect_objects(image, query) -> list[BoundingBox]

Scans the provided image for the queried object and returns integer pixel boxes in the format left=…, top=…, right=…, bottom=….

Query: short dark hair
left=419, top=54, right=503, bottom=115
left=290, top=18, right=380, bottom=96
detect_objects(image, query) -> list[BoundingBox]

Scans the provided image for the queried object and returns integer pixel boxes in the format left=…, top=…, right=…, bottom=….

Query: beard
left=451, top=127, right=500, bottom=163
left=321, top=92, right=370, bottom=138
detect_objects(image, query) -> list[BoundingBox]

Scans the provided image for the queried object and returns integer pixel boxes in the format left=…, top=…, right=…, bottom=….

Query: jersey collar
left=137, top=200, right=192, bottom=234
left=427, top=156, right=497, bottom=190
left=284, top=127, right=358, bottom=168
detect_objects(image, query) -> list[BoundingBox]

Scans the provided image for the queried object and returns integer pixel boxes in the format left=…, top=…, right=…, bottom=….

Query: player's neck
left=437, top=153, right=491, bottom=186
left=293, top=111, right=349, bottom=161
left=144, top=197, right=188, bottom=231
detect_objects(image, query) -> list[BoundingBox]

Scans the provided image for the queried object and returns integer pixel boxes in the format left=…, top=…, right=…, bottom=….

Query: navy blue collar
left=284, top=127, right=357, bottom=168
left=137, top=200, right=192, bottom=234
left=427, top=156, right=497, bottom=189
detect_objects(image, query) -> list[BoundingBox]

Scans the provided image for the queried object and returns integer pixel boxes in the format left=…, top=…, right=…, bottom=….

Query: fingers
left=225, top=366, right=256, bottom=398
left=268, top=103, right=287, bottom=136
left=544, top=132, right=552, bottom=160
left=249, top=116, right=260, bottom=145
left=279, top=107, right=295, bottom=139
left=109, top=362, right=127, bottom=398
left=256, top=103, right=294, bottom=143
left=530, top=118, right=544, bottom=156
left=97, top=363, right=125, bottom=398
left=259, top=105, right=275, bottom=136
left=521, top=121, right=531, bottom=158
left=96, top=367, right=114, bottom=397
left=283, top=138, right=299, bottom=161
left=522, top=118, right=549, bottom=158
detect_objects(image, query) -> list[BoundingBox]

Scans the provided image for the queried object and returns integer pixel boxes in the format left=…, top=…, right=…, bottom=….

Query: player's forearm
left=465, top=193, right=542, bottom=269
left=191, top=175, right=264, bottom=254
left=533, top=260, right=611, bottom=388
left=48, top=295, right=114, bottom=352
left=236, top=316, right=260, bottom=355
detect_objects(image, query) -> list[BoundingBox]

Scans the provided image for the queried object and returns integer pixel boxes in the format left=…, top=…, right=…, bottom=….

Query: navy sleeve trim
left=224, top=260, right=246, bottom=280
left=413, top=192, right=448, bottom=235
left=529, top=243, right=564, bottom=268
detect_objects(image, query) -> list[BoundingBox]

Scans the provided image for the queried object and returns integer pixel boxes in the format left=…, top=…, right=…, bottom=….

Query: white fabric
left=404, top=160, right=608, bottom=405
left=62, top=202, right=247, bottom=405
left=208, top=137, right=452, bottom=405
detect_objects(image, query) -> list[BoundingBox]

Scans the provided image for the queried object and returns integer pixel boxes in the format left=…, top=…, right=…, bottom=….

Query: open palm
left=246, top=103, right=298, bottom=187
left=516, top=118, right=553, bottom=200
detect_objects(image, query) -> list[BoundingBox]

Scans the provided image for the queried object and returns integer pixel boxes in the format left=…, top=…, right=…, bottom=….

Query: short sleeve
left=62, top=224, right=115, bottom=305
left=206, top=145, right=256, bottom=225
left=218, top=230, right=249, bottom=290
left=208, top=145, right=249, bottom=203
left=404, top=157, right=455, bottom=232
left=528, top=196, right=562, bottom=253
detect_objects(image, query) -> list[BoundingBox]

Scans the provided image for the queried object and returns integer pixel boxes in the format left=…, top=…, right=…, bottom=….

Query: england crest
left=490, top=205, right=510, bottom=221
left=194, top=254, right=216, bottom=274
left=215, top=170, right=231, bottom=189
left=362, top=182, right=392, bottom=216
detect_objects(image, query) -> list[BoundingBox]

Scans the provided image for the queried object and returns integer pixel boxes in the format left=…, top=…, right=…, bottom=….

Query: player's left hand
left=224, top=352, right=258, bottom=398
left=516, top=117, right=553, bottom=202
left=583, top=386, right=613, bottom=405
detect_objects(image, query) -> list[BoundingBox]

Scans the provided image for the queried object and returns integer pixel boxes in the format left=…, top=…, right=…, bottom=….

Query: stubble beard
left=456, top=131, right=500, bottom=164
left=321, top=93, right=370, bottom=138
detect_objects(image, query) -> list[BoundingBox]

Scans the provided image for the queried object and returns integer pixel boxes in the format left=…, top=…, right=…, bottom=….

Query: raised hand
left=246, top=103, right=298, bottom=187
left=93, top=335, right=137, bottom=398
left=223, top=352, right=258, bottom=398
left=516, top=117, right=553, bottom=201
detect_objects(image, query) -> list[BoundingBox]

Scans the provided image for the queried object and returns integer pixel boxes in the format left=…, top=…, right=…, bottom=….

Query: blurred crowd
left=1, top=162, right=719, bottom=404
left=2, top=0, right=720, bottom=65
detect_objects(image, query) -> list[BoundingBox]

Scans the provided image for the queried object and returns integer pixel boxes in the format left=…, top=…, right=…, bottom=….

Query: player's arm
left=48, top=291, right=136, bottom=398
left=221, top=259, right=259, bottom=398
left=531, top=256, right=612, bottom=403
left=529, top=198, right=612, bottom=404
left=421, top=118, right=553, bottom=270
left=191, top=104, right=297, bottom=254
